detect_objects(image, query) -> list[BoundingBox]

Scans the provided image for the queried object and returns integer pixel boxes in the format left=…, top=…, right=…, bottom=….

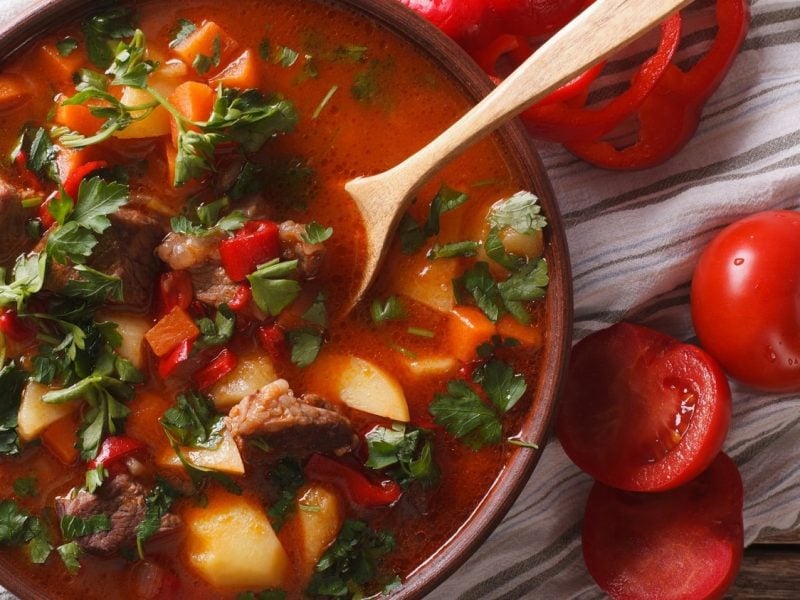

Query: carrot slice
left=54, top=103, right=105, bottom=136
left=171, top=21, right=238, bottom=75
left=144, top=306, right=200, bottom=357
left=496, top=314, right=542, bottom=348
left=210, top=49, right=260, bottom=89
left=41, top=412, right=80, bottom=465
left=167, top=81, right=216, bottom=144
left=125, top=391, right=172, bottom=453
left=36, top=43, right=84, bottom=83
left=448, top=306, right=497, bottom=362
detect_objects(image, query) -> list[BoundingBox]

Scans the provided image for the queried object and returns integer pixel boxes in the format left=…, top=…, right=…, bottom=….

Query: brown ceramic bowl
left=0, top=0, right=572, bottom=598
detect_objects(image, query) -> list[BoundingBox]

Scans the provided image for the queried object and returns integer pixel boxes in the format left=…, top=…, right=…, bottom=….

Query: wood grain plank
left=728, top=546, right=800, bottom=599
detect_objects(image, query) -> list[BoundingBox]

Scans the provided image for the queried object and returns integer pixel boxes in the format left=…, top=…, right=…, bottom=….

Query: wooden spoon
left=345, top=0, right=693, bottom=308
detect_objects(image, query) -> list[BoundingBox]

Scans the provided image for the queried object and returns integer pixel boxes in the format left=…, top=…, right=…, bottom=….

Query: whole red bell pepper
left=566, top=0, right=749, bottom=169
left=219, top=220, right=280, bottom=282
left=88, top=435, right=146, bottom=476
left=193, top=348, right=238, bottom=390
left=305, top=453, right=402, bottom=508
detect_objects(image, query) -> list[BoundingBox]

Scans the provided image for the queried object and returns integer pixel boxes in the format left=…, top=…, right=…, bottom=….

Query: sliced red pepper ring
left=194, top=348, right=238, bottom=390
left=219, top=219, right=280, bottom=282
left=305, top=453, right=402, bottom=508
left=521, top=12, right=682, bottom=143
left=63, top=160, right=108, bottom=199
left=88, top=435, right=146, bottom=476
left=566, top=0, right=749, bottom=169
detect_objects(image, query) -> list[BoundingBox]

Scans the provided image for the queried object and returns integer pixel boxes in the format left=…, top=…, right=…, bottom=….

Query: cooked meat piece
left=54, top=475, right=180, bottom=556
left=190, top=262, right=239, bottom=306
left=227, top=378, right=356, bottom=458
left=0, top=178, right=35, bottom=272
left=43, top=207, right=166, bottom=310
left=279, top=221, right=326, bottom=279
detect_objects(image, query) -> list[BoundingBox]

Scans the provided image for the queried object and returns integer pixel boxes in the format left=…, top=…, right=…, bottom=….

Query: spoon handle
left=374, top=0, right=692, bottom=201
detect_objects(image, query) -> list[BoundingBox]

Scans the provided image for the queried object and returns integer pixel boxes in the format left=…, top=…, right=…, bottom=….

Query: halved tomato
left=582, top=452, right=744, bottom=600
left=556, top=322, right=731, bottom=491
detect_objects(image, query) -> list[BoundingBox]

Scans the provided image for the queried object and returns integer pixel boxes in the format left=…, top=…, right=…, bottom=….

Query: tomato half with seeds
left=582, top=452, right=744, bottom=600
left=556, top=322, right=731, bottom=492
left=691, top=210, right=800, bottom=391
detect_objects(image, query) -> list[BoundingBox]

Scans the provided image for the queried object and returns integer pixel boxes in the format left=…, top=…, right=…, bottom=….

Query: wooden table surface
left=728, top=530, right=800, bottom=599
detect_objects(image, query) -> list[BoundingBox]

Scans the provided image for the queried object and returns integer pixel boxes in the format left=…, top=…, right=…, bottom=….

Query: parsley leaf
left=0, top=363, right=26, bottom=456
left=0, top=500, right=52, bottom=564
left=13, top=477, right=37, bottom=498
left=301, top=222, right=333, bottom=244
left=399, top=184, right=469, bottom=255
left=370, top=296, right=405, bottom=325
left=307, top=520, right=396, bottom=598
left=273, top=46, right=299, bottom=68
left=267, top=458, right=304, bottom=532
left=82, top=8, right=137, bottom=69
left=56, top=37, right=79, bottom=57
left=62, top=265, right=124, bottom=303
left=169, top=19, right=197, bottom=48
left=57, top=541, right=81, bottom=574
left=473, top=359, right=527, bottom=413
left=172, top=129, right=225, bottom=187
left=135, top=478, right=181, bottom=557
left=483, top=226, right=522, bottom=271
left=427, top=240, right=479, bottom=260
left=170, top=198, right=246, bottom=236
left=351, top=59, right=393, bottom=103
left=84, top=464, right=107, bottom=494
left=0, top=252, right=46, bottom=311
left=193, top=36, right=222, bottom=74
left=247, top=259, right=301, bottom=317
left=497, top=259, right=549, bottom=324
left=302, top=292, right=327, bottom=328
left=286, top=328, right=323, bottom=368
left=429, top=380, right=502, bottom=450
left=60, top=514, right=111, bottom=540
left=365, top=424, right=439, bottom=489
left=160, top=391, right=225, bottom=449
left=194, top=304, right=236, bottom=351
left=12, top=126, right=59, bottom=183
left=453, top=261, right=502, bottom=322
left=488, top=191, right=547, bottom=235
left=105, top=30, right=157, bottom=88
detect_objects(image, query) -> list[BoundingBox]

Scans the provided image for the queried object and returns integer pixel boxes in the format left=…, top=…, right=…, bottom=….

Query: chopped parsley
left=135, top=478, right=181, bottom=557
left=56, top=37, right=79, bottom=57
left=62, top=265, right=124, bottom=303
left=194, top=304, right=236, bottom=351
left=193, top=36, right=222, bottom=74
left=0, top=500, right=53, bottom=565
left=60, top=514, right=111, bottom=540
left=370, top=296, right=405, bottom=325
left=301, top=292, right=328, bottom=328
left=267, top=458, right=304, bottom=531
left=365, top=424, right=439, bottom=489
left=488, top=191, right=547, bottom=235
left=12, top=477, right=38, bottom=499
left=247, top=259, right=301, bottom=317
left=273, top=45, right=300, bottom=68
left=286, top=328, right=323, bottom=368
left=84, top=464, right=107, bottom=494
left=400, top=184, right=469, bottom=255
left=169, top=19, right=197, bottom=48
left=11, top=126, right=59, bottom=183
left=82, top=7, right=137, bottom=68
left=0, top=253, right=47, bottom=310
left=428, top=240, right=479, bottom=260
left=0, top=363, right=26, bottom=456
left=57, top=541, right=81, bottom=574
left=160, top=391, right=224, bottom=450
left=302, top=222, right=333, bottom=244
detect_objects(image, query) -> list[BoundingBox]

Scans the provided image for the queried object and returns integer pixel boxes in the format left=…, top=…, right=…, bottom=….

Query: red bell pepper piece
left=157, top=270, right=194, bottom=317
left=194, top=348, right=238, bottom=390
left=13, top=151, right=43, bottom=192
left=566, top=0, right=749, bottom=169
left=305, top=453, right=402, bottom=508
left=229, top=284, right=252, bottom=312
left=0, top=309, right=34, bottom=343
left=520, top=13, right=682, bottom=143
left=63, top=160, right=108, bottom=199
left=257, top=323, right=287, bottom=360
left=219, top=220, right=280, bottom=282
left=88, top=436, right=146, bottom=475
left=38, top=190, right=59, bottom=229
left=158, top=338, right=194, bottom=379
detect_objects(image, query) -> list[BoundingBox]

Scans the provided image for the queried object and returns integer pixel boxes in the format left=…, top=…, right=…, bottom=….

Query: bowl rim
left=0, top=1, right=573, bottom=598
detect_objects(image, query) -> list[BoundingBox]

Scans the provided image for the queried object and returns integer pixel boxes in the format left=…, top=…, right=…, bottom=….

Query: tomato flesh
left=557, top=322, right=731, bottom=491
left=582, top=453, right=744, bottom=600
left=691, top=210, right=800, bottom=391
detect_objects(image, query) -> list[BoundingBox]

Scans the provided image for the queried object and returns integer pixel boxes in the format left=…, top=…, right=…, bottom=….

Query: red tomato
left=582, top=452, right=744, bottom=600
left=691, top=210, right=800, bottom=391
left=556, top=322, right=731, bottom=492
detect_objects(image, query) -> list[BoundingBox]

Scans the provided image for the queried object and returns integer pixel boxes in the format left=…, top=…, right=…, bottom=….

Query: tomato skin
left=691, top=210, right=800, bottom=391
left=557, top=322, right=731, bottom=492
left=582, top=453, right=744, bottom=600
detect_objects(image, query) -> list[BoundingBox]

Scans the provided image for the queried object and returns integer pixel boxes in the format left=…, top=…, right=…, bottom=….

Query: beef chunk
left=0, top=178, right=35, bottom=272
left=44, top=207, right=166, bottom=310
left=279, top=221, right=326, bottom=279
left=156, top=230, right=238, bottom=306
left=54, top=475, right=180, bottom=556
left=227, top=378, right=356, bottom=458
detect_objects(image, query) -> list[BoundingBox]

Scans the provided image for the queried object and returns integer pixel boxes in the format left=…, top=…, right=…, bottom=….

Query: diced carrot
left=55, top=145, right=101, bottom=184
left=125, top=391, right=172, bottom=454
left=0, top=73, right=30, bottom=113
left=171, top=21, right=239, bottom=75
left=496, top=314, right=543, bottom=348
left=54, top=103, right=105, bottom=136
left=167, top=81, right=216, bottom=145
left=209, top=49, right=259, bottom=89
left=144, top=306, right=201, bottom=357
left=41, top=412, right=80, bottom=465
left=36, top=43, right=84, bottom=83
left=448, top=306, right=497, bottom=362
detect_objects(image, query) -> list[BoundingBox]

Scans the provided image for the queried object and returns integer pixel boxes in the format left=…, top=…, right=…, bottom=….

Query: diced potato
left=98, top=311, right=150, bottom=370
left=295, top=484, right=343, bottom=576
left=183, top=490, right=289, bottom=589
left=210, top=353, right=277, bottom=410
left=500, top=228, right=544, bottom=261
left=17, top=382, right=80, bottom=441
left=310, top=355, right=409, bottom=422
left=387, top=252, right=458, bottom=313
left=158, top=426, right=245, bottom=476
left=405, top=355, right=458, bottom=377
left=114, top=86, right=171, bottom=139
left=448, top=306, right=496, bottom=362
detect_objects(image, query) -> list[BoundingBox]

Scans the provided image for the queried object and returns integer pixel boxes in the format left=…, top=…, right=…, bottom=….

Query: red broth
left=0, top=1, right=548, bottom=598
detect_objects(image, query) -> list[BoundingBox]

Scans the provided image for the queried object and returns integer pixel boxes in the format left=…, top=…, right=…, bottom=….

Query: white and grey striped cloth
left=1, top=0, right=798, bottom=598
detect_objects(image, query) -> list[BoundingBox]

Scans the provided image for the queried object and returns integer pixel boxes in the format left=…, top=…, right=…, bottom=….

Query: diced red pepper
left=218, top=220, right=280, bottom=282
left=38, top=190, right=59, bottom=229
left=257, top=323, right=287, bottom=360
left=305, top=453, right=402, bottom=508
left=0, top=309, right=34, bottom=343
left=228, top=284, right=252, bottom=312
left=193, top=348, right=238, bottom=390
left=158, top=338, right=194, bottom=379
left=88, top=435, right=146, bottom=476
left=63, top=160, right=108, bottom=199
left=157, top=270, right=194, bottom=317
